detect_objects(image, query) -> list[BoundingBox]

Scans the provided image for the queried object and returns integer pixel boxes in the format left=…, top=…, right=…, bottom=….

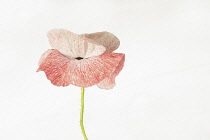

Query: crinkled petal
left=81, top=31, right=120, bottom=53
left=47, top=29, right=106, bottom=58
left=37, top=49, right=124, bottom=88
left=37, top=49, right=71, bottom=86
left=38, top=49, right=54, bottom=65
left=97, top=53, right=125, bottom=89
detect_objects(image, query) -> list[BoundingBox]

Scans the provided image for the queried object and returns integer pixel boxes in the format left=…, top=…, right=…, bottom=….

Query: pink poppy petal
left=37, top=50, right=124, bottom=88
left=81, top=31, right=120, bottom=53
left=37, top=49, right=72, bottom=86
left=47, top=29, right=106, bottom=58
left=38, top=49, right=54, bottom=66
left=97, top=53, right=125, bottom=89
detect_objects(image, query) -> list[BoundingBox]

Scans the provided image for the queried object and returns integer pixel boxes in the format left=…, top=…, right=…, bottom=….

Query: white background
left=0, top=0, right=210, bottom=140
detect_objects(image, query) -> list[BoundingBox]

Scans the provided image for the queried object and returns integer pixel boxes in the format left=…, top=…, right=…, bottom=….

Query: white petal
left=47, top=29, right=106, bottom=58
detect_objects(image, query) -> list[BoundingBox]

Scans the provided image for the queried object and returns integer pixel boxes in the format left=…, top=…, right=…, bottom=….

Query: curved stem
left=80, top=87, right=88, bottom=140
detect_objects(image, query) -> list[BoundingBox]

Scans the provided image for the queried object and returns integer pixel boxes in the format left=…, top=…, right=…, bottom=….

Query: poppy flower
left=37, top=29, right=125, bottom=89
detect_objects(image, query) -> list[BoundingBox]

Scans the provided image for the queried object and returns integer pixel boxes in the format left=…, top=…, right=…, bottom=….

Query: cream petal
left=81, top=31, right=120, bottom=53
left=47, top=29, right=106, bottom=58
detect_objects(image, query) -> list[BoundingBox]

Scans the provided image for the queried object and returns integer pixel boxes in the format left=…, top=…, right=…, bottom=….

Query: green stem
left=80, top=87, right=88, bottom=140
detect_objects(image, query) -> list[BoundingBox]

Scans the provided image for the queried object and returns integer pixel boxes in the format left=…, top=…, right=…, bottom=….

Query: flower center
left=75, top=57, right=83, bottom=60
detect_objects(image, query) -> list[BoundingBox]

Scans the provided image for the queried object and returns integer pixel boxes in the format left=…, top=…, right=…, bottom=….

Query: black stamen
left=75, top=57, right=83, bottom=60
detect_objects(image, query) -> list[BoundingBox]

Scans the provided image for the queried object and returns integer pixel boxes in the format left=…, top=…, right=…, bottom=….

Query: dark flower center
left=75, top=57, right=83, bottom=60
